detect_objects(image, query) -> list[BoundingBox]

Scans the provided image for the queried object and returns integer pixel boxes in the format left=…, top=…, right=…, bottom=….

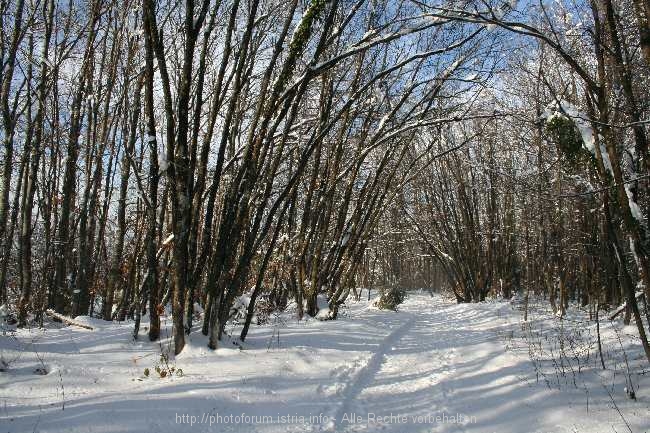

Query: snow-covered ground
left=2, top=292, right=649, bottom=433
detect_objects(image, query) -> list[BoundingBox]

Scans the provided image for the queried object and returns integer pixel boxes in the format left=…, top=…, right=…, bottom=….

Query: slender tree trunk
left=143, top=5, right=160, bottom=341
left=0, top=0, right=26, bottom=304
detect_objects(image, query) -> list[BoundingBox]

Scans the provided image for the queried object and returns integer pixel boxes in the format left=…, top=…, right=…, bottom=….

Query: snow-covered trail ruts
left=3, top=293, right=649, bottom=433
left=316, top=296, right=469, bottom=433
left=329, top=313, right=417, bottom=427
left=316, top=295, right=645, bottom=433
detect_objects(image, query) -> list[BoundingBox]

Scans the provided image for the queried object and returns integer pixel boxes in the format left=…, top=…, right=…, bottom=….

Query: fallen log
left=45, top=310, right=94, bottom=330
left=608, top=291, right=645, bottom=321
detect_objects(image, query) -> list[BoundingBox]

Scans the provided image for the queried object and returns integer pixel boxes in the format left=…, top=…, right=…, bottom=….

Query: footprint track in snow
left=320, top=314, right=417, bottom=431
left=317, top=356, right=371, bottom=397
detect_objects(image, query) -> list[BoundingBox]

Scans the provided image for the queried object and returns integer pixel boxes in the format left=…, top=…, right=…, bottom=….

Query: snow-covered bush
left=375, top=288, right=407, bottom=311
left=229, top=294, right=273, bottom=326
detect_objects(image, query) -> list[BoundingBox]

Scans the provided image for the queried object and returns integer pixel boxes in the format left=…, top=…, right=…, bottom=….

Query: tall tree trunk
left=0, top=0, right=26, bottom=303
left=143, top=4, right=160, bottom=341
left=52, top=2, right=100, bottom=314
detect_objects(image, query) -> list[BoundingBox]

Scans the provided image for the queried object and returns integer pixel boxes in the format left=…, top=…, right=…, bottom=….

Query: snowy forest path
left=329, top=312, right=418, bottom=427
left=4, top=293, right=648, bottom=433
left=319, top=296, right=466, bottom=432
